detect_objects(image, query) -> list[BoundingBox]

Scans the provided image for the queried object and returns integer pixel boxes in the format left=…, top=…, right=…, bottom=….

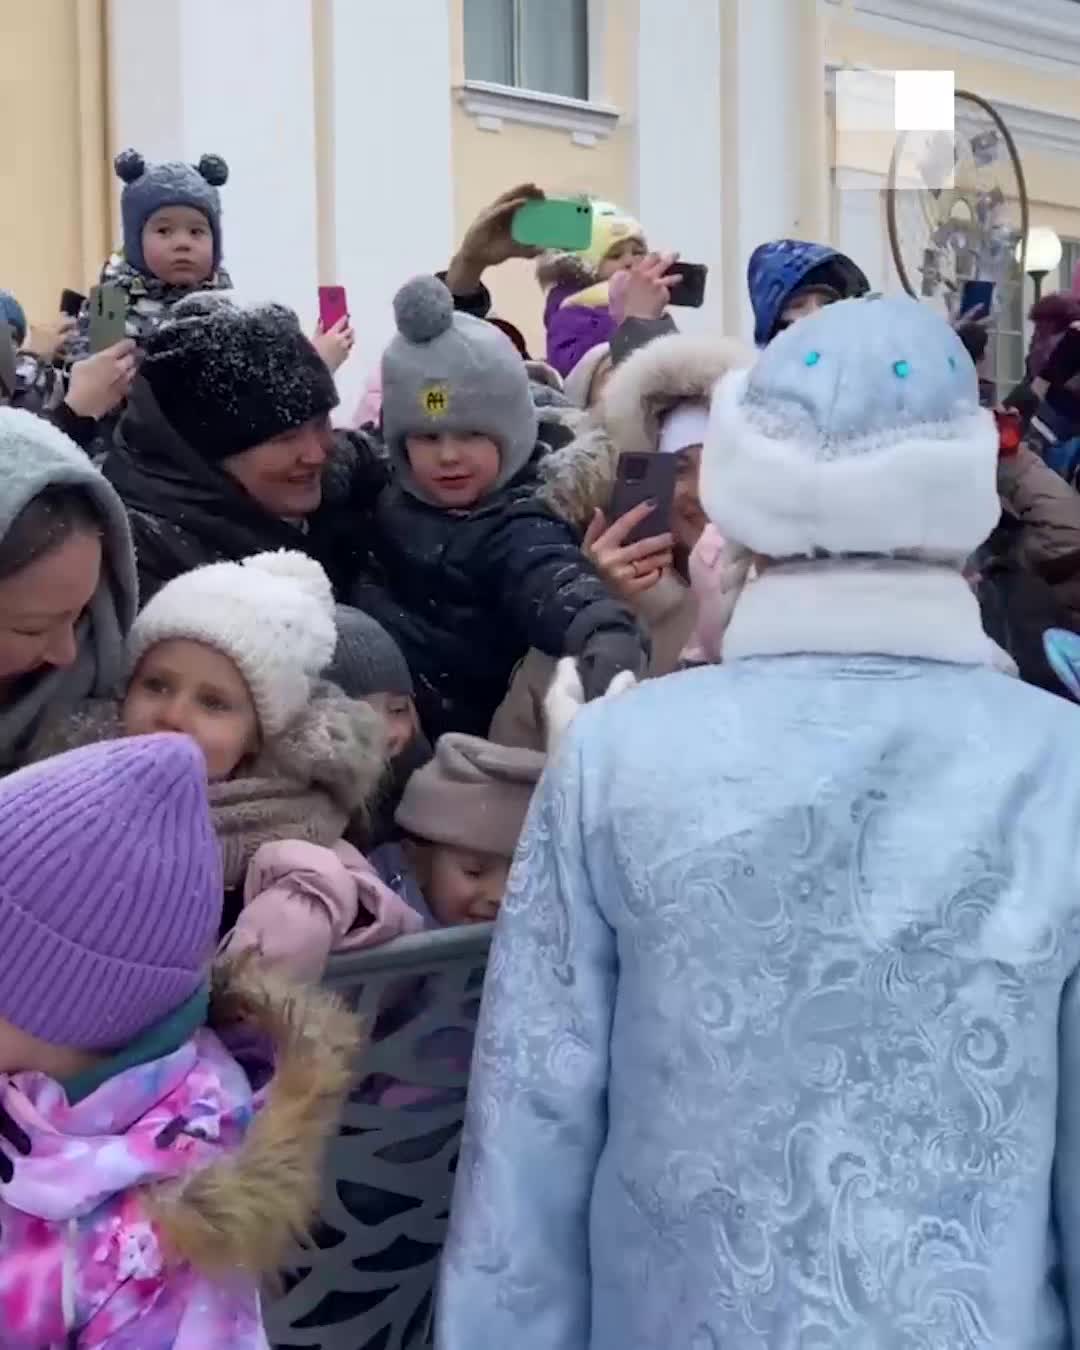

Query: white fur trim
left=701, top=369, right=1001, bottom=559
left=602, top=333, right=754, bottom=458
left=723, top=562, right=1003, bottom=667
left=564, top=344, right=612, bottom=410
left=128, top=552, right=338, bottom=737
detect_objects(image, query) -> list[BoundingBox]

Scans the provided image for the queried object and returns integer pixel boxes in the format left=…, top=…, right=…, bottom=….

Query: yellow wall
left=448, top=0, right=638, bottom=356
left=826, top=18, right=1080, bottom=236
left=0, top=1, right=109, bottom=326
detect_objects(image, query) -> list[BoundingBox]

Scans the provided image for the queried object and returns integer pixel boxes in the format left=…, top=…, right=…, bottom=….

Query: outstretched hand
left=446, top=184, right=546, bottom=295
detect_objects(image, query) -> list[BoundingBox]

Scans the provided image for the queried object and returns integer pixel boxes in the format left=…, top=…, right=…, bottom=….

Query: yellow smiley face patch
left=421, top=383, right=450, bottom=418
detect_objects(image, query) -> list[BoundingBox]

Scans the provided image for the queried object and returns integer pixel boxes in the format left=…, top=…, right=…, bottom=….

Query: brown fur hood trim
left=148, top=954, right=361, bottom=1278
left=537, top=250, right=596, bottom=292
left=539, top=332, right=754, bottom=528
left=259, top=679, right=387, bottom=816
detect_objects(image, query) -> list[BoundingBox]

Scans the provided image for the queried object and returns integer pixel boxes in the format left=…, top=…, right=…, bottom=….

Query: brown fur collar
left=148, top=955, right=361, bottom=1278
left=539, top=332, right=754, bottom=527
left=536, top=250, right=596, bottom=292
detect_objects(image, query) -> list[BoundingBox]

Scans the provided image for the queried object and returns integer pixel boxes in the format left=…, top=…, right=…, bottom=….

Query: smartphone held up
left=318, top=285, right=349, bottom=332
left=609, top=453, right=678, bottom=544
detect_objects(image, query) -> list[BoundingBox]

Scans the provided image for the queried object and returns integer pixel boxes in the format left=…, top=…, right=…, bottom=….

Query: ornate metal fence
left=265, top=923, right=493, bottom=1350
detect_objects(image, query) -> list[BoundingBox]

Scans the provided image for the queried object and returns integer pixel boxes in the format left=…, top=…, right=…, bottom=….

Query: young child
left=0, top=733, right=358, bottom=1344
left=35, top=551, right=421, bottom=979
left=747, top=238, right=870, bottom=347
left=322, top=603, right=432, bottom=849
left=539, top=201, right=647, bottom=377
left=72, top=148, right=232, bottom=359
left=373, top=733, right=545, bottom=928
left=351, top=274, right=646, bottom=741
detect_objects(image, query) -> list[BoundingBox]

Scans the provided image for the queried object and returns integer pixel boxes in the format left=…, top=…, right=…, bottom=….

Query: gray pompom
left=197, top=153, right=229, bottom=187
left=114, top=148, right=145, bottom=184
left=393, top=276, right=454, bottom=344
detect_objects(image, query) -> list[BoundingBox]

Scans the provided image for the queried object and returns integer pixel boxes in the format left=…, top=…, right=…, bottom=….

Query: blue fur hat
left=0, top=290, right=27, bottom=346
left=702, top=295, right=1000, bottom=560
left=114, top=149, right=229, bottom=278
left=747, top=240, right=870, bottom=347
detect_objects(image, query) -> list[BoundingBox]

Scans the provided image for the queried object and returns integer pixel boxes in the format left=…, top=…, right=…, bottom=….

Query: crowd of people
left=3, top=141, right=1080, bottom=1344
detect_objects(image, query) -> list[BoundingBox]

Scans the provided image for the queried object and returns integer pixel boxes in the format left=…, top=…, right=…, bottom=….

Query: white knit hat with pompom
left=128, top=551, right=337, bottom=736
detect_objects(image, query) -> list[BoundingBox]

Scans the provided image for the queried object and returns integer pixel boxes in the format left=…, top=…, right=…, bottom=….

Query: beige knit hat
left=395, top=734, right=545, bottom=859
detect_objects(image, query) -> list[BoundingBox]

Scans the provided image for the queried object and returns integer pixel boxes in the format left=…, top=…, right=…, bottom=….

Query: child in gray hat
left=350, top=275, right=646, bottom=740
left=71, top=148, right=233, bottom=361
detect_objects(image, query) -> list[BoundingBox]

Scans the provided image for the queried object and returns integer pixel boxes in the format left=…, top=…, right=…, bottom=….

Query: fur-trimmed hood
left=540, top=331, right=754, bottom=529
left=0, top=955, right=358, bottom=1342
left=149, top=955, right=359, bottom=1277
left=537, top=251, right=597, bottom=293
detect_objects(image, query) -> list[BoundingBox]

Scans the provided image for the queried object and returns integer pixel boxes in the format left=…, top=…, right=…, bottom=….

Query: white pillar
left=636, top=0, right=725, bottom=335
left=107, top=0, right=319, bottom=326
left=721, top=0, right=828, bottom=342
left=324, top=0, right=455, bottom=415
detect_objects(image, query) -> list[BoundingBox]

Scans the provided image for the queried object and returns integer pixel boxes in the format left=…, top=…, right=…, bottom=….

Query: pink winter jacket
left=0, top=960, right=356, bottom=1348
left=228, top=838, right=424, bottom=981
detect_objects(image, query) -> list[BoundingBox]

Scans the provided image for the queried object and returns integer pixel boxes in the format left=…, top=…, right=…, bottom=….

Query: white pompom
left=243, top=551, right=334, bottom=615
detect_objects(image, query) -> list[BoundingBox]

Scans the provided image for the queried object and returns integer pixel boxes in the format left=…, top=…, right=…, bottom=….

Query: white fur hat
left=128, top=551, right=337, bottom=736
left=701, top=295, right=1000, bottom=560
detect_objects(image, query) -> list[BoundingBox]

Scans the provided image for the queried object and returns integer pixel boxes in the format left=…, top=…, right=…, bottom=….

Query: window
left=1062, top=238, right=1080, bottom=293
left=464, top=0, right=589, bottom=102
left=993, top=274, right=1027, bottom=394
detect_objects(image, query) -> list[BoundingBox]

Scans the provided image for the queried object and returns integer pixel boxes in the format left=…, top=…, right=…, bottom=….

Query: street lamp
left=1019, top=227, right=1063, bottom=302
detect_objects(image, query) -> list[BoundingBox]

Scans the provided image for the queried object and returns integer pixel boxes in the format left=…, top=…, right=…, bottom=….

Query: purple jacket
left=544, top=283, right=618, bottom=378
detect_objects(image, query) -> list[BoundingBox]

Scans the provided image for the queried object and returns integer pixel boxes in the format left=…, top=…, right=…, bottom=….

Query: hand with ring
left=583, top=500, right=674, bottom=605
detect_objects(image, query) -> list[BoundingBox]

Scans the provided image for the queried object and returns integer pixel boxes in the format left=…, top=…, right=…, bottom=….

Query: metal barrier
left=265, top=923, right=493, bottom=1350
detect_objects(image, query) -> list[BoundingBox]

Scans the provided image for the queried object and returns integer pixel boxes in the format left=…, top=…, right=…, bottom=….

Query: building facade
left=2, top=0, right=1079, bottom=410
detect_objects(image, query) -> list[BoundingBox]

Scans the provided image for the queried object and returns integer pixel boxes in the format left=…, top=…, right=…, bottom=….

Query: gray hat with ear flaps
left=381, top=276, right=539, bottom=503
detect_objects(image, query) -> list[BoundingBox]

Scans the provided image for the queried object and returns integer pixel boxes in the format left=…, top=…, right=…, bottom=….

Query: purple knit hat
left=0, top=735, right=222, bottom=1052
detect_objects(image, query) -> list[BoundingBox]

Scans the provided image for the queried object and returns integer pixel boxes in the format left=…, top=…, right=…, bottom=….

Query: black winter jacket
left=102, top=380, right=388, bottom=601
left=350, top=465, right=644, bottom=740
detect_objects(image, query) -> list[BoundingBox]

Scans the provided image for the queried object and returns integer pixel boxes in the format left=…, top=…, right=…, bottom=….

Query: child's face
left=223, top=416, right=331, bottom=520
left=777, top=286, right=838, bottom=332
left=406, top=432, right=501, bottom=508
left=141, top=205, right=215, bottom=286
left=0, top=1014, right=99, bottom=1079
left=407, top=840, right=510, bottom=926
left=123, top=638, right=259, bottom=781
left=362, top=691, right=420, bottom=759
left=597, top=237, right=647, bottom=281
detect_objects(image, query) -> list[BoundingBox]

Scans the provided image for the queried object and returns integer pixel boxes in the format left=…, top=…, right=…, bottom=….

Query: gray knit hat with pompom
left=115, top=148, right=229, bottom=278
left=380, top=275, right=538, bottom=503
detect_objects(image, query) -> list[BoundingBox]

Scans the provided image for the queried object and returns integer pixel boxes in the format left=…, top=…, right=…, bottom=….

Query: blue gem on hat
left=893, top=359, right=911, bottom=378
left=805, top=350, right=821, bottom=367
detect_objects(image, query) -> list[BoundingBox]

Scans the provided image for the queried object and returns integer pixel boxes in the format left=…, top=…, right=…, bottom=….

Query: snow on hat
left=583, top=202, right=646, bottom=271
left=324, top=604, right=415, bottom=699
left=701, top=295, right=1000, bottom=561
left=381, top=276, right=539, bottom=501
left=115, top=147, right=228, bottom=277
left=658, top=401, right=709, bottom=456
left=140, top=294, right=338, bottom=461
left=129, top=551, right=338, bottom=737
left=395, top=733, right=545, bottom=859
left=0, top=290, right=27, bottom=347
left=0, top=734, right=221, bottom=1051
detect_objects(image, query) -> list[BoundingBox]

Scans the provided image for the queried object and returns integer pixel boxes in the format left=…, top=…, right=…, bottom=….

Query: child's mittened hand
left=314, top=316, right=356, bottom=374
left=544, top=656, right=638, bottom=753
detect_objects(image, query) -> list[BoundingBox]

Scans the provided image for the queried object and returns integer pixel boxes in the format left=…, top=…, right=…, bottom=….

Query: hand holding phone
left=318, top=285, right=348, bottom=332
left=511, top=198, right=593, bottom=252
left=585, top=484, right=675, bottom=605
left=959, top=279, right=994, bottom=321
left=87, top=283, right=128, bottom=354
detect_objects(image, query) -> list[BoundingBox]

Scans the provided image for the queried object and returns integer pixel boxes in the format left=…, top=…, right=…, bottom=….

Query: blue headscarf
left=0, top=290, right=27, bottom=347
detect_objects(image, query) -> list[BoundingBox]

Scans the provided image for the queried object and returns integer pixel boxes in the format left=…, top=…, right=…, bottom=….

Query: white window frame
left=458, top=0, right=619, bottom=147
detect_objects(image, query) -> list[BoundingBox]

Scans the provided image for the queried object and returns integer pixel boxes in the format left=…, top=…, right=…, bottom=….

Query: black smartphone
left=666, top=262, right=708, bottom=309
left=60, top=288, right=86, bottom=319
left=0, top=321, right=16, bottom=399
left=609, top=452, right=678, bottom=544
left=960, top=279, right=994, bottom=319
